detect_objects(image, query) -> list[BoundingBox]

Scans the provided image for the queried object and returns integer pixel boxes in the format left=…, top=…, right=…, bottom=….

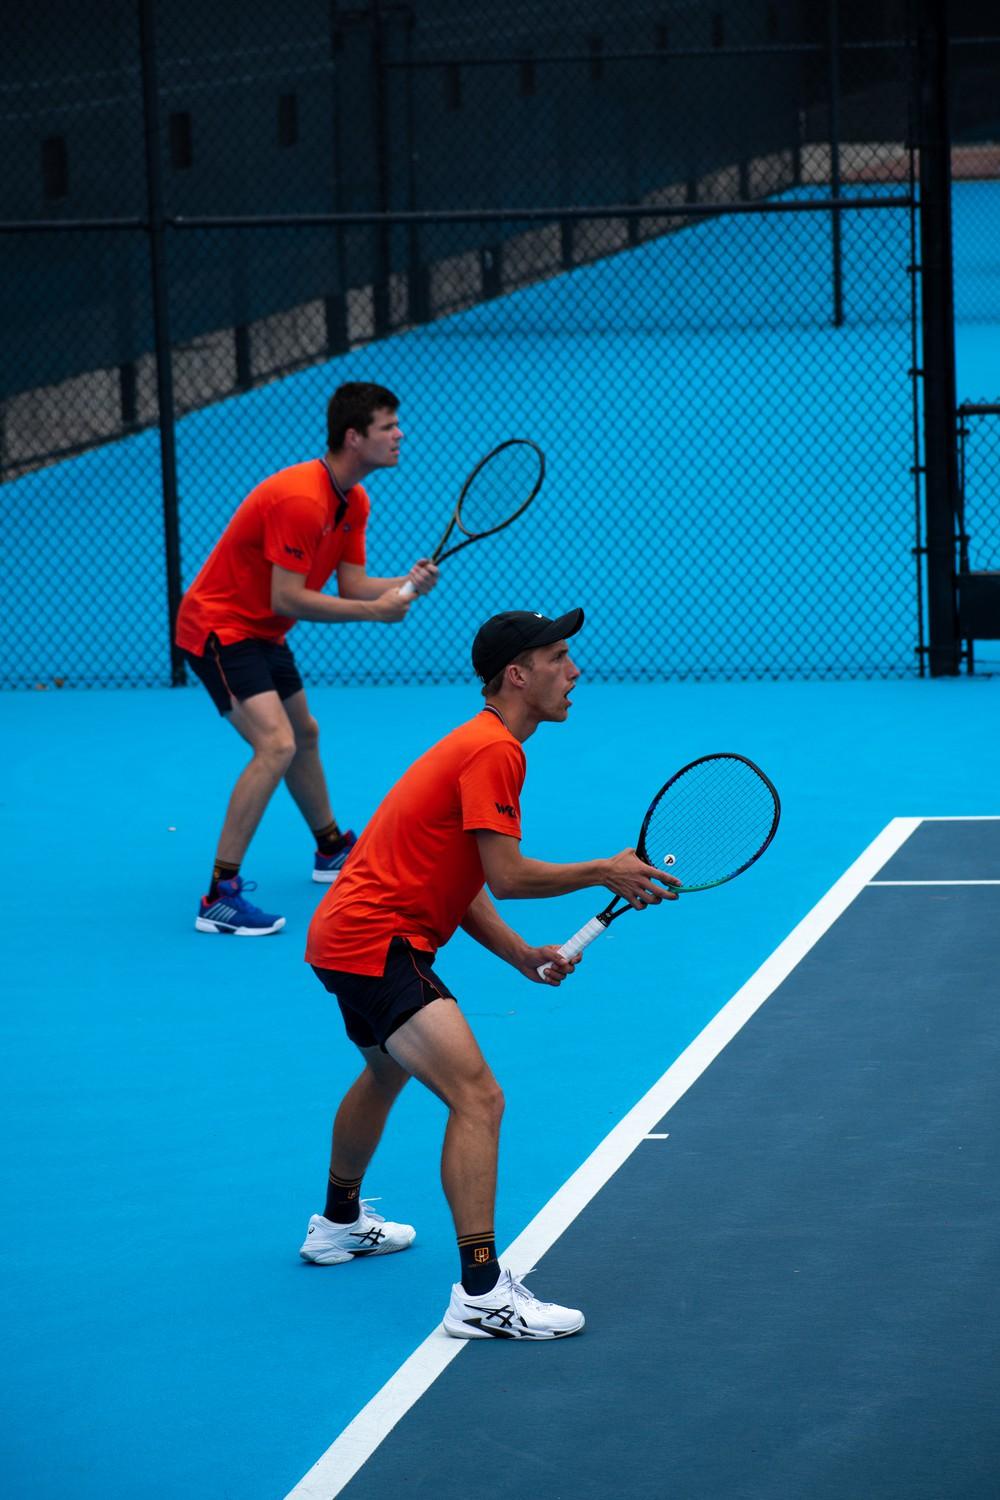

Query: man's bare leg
left=387, top=1000, right=585, bottom=1336
left=281, top=689, right=338, bottom=833
left=328, top=1047, right=411, bottom=1182
left=216, top=690, right=296, bottom=864
left=385, top=999, right=504, bottom=1236
left=300, top=1048, right=415, bottom=1263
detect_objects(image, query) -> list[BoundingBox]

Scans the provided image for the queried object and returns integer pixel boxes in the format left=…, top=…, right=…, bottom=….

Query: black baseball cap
left=472, top=608, right=585, bottom=684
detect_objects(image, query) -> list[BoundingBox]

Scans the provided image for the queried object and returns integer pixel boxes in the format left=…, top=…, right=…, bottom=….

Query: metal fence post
left=371, top=0, right=392, bottom=337
left=139, top=0, right=186, bottom=686
left=827, top=0, right=844, bottom=327
left=915, top=0, right=960, bottom=676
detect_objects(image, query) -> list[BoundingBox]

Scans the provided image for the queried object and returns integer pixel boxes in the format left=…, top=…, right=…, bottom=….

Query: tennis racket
left=538, top=753, right=780, bottom=978
left=399, top=438, right=545, bottom=598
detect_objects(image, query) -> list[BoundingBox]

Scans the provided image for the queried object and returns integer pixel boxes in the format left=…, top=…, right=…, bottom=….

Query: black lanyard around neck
left=320, top=459, right=350, bottom=530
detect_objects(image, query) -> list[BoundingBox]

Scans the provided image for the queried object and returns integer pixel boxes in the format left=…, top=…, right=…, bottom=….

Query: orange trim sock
left=325, top=1172, right=363, bottom=1225
left=458, top=1232, right=500, bottom=1295
left=208, top=860, right=240, bottom=901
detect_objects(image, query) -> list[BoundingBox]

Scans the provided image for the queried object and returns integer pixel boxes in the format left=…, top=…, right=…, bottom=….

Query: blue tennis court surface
left=2, top=676, right=999, bottom=1498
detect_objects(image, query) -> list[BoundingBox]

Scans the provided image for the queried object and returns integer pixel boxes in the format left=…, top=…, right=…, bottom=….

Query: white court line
left=284, top=816, right=920, bottom=1500
left=870, top=879, right=1000, bottom=886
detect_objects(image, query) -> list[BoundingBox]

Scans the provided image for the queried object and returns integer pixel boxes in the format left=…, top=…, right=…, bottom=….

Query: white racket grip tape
left=398, top=578, right=417, bottom=598
left=536, top=915, right=608, bottom=979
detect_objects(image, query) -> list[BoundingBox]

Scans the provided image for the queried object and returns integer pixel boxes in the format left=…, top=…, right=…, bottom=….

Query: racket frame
left=437, top=437, right=545, bottom=562
left=536, top=753, right=780, bottom=977
left=636, top=752, right=781, bottom=894
left=399, top=438, right=545, bottom=597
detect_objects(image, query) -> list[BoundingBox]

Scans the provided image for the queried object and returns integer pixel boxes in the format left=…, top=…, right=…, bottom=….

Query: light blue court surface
left=2, top=675, right=999, bottom=1498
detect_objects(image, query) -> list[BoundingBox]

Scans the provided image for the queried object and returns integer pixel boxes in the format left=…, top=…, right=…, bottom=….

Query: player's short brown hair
left=480, top=649, right=535, bottom=698
left=327, top=382, right=400, bottom=451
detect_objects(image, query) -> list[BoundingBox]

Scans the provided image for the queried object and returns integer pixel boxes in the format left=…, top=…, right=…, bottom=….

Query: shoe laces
left=505, top=1268, right=553, bottom=1311
left=221, top=877, right=271, bottom=915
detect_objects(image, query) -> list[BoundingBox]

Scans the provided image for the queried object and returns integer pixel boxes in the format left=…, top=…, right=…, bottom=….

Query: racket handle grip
left=398, top=578, right=417, bottom=599
left=536, top=916, right=608, bottom=979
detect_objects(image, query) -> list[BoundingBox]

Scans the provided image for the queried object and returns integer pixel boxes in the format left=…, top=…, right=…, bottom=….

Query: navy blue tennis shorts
left=312, top=937, right=456, bottom=1052
left=184, top=634, right=304, bottom=715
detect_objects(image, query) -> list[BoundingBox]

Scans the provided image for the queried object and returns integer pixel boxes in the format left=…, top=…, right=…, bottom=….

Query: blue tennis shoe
left=195, top=876, right=285, bottom=936
left=312, top=829, right=357, bottom=883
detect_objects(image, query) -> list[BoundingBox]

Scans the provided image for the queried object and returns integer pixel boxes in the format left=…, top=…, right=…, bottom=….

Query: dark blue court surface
left=318, top=818, right=1000, bottom=1500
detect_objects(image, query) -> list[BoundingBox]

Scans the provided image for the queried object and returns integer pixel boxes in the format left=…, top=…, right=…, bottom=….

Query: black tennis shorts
left=312, top=937, right=456, bottom=1052
left=184, top=634, right=304, bottom=715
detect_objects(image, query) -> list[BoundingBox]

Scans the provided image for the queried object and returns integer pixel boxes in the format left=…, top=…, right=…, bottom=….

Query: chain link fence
left=2, top=1, right=996, bottom=689
left=950, top=28, right=1000, bottom=331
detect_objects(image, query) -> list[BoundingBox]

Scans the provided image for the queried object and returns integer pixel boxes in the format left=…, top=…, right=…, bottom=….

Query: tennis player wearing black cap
left=301, top=607, right=678, bottom=1339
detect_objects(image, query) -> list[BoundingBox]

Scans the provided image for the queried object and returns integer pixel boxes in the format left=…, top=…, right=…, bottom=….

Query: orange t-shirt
left=306, top=711, right=526, bottom=976
left=175, top=460, right=369, bottom=653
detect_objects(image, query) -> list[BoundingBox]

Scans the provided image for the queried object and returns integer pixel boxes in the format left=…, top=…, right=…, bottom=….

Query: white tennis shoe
left=298, top=1203, right=415, bottom=1265
left=443, top=1268, right=585, bottom=1340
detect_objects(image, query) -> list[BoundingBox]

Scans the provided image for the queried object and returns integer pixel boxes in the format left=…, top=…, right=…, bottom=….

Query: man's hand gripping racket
left=399, top=438, right=545, bottom=598
left=538, top=753, right=780, bottom=978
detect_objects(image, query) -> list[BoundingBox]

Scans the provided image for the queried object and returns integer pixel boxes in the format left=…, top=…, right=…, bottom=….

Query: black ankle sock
left=313, top=821, right=343, bottom=856
left=458, top=1232, right=500, bottom=1295
left=324, top=1172, right=363, bottom=1225
left=209, top=861, right=240, bottom=900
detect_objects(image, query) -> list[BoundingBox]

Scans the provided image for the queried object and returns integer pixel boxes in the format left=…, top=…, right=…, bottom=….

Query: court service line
left=283, top=815, right=920, bottom=1500
left=869, top=879, right=1000, bottom=885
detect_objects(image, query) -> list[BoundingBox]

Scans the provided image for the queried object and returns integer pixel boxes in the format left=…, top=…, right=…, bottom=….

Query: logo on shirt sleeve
left=494, top=802, right=516, bottom=818
left=284, top=544, right=305, bottom=560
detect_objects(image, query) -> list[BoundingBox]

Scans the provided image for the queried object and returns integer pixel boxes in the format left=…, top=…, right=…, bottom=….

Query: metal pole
left=827, top=0, right=844, bottom=327
left=138, top=0, right=186, bottom=686
left=371, top=0, right=392, bottom=336
left=916, top=0, right=960, bottom=676
left=403, top=10, right=429, bottom=324
left=326, top=6, right=348, bottom=354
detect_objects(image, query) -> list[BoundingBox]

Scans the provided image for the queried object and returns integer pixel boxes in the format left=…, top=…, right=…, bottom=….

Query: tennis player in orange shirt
left=300, top=607, right=679, bottom=1339
left=175, top=382, right=438, bottom=937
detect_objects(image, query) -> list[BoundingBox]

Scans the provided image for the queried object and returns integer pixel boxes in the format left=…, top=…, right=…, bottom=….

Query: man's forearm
left=338, top=575, right=406, bottom=600
left=273, top=586, right=379, bottom=622
left=489, top=855, right=610, bottom=902
left=460, top=890, right=529, bottom=966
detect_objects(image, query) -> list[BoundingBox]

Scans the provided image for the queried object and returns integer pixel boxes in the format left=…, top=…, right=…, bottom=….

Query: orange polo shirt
left=306, top=711, right=526, bottom=975
left=175, top=460, right=369, bottom=653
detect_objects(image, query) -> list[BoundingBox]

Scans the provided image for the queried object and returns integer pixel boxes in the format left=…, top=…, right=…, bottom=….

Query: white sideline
left=284, top=815, right=921, bottom=1500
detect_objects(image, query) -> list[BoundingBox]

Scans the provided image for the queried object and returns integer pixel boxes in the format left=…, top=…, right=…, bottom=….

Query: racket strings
left=641, top=758, right=777, bottom=889
left=456, top=442, right=543, bottom=538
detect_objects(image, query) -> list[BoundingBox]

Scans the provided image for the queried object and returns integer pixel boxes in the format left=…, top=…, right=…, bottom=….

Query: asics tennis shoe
left=312, top=830, right=357, bottom=883
left=443, top=1268, right=585, bottom=1340
left=299, top=1203, right=416, bottom=1265
left=195, top=876, right=285, bottom=936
